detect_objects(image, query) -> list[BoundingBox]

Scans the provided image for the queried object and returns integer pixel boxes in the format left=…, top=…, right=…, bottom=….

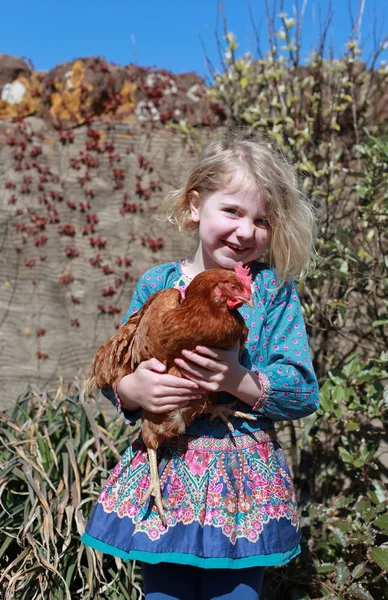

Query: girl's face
left=190, top=169, right=272, bottom=271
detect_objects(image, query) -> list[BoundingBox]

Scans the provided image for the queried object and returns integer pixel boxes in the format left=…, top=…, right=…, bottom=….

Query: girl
left=81, top=137, right=320, bottom=599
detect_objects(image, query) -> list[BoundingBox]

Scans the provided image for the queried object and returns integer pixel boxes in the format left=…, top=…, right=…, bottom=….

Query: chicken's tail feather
left=84, top=290, right=170, bottom=396
left=84, top=368, right=97, bottom=398
left=87, top=316, right=141, bottom=392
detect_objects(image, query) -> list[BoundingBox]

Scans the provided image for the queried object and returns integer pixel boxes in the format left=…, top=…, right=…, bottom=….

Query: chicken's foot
left=204, top=402, right=257, bottom=433
left=139, top=448, right=167, bottom=527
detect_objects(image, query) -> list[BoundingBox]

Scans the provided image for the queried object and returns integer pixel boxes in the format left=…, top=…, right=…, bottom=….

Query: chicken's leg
left=139, top=448, right=167, bottom=527
left=204, top=402, right=257, bottom=433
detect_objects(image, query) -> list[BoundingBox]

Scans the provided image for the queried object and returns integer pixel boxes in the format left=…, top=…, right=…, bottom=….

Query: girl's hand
left=174, top=343, right=244, bottom=394
left=117, top=358, right=205, bottom=414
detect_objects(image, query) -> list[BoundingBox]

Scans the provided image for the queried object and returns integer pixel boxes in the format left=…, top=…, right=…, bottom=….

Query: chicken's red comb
left=234, top=262, right=252, bottom=293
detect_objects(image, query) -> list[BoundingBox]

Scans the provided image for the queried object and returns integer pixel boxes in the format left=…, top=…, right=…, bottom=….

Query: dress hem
left=81, top=532, right=301, bottom=569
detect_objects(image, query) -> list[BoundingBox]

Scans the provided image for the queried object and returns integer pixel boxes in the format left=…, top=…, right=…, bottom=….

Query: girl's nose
left=236, top=218, right=254, bottom=240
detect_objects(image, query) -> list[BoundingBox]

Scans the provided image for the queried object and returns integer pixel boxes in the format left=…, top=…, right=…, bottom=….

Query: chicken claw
left=139, top=448, right=167, bottom=527
left=205, top=402, right=257, bottom=433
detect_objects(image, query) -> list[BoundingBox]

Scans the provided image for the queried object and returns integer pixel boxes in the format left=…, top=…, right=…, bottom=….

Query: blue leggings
left=142, top=562, right=264, bottom=600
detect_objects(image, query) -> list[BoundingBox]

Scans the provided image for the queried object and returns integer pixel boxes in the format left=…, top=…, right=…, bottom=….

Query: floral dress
left=81, top=261, right=320, bottom=569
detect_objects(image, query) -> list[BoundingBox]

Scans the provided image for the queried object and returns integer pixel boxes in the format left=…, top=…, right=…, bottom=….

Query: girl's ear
left=189, top=190, right=200, bottom=223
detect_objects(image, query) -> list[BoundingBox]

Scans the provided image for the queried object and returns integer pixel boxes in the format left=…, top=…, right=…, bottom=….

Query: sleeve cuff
left=251, top=370, right=271, bottom=412
left=101, top=386, right=142, bottom=425
left=113, top=384, right=142, bottom=425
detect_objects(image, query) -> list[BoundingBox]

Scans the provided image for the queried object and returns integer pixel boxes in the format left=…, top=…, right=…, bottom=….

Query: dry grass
left=0, top=380, right=143, bottom=600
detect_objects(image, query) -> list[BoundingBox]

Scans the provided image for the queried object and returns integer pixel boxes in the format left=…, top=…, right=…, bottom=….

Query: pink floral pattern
left=97, top=431, right=299, bottom=544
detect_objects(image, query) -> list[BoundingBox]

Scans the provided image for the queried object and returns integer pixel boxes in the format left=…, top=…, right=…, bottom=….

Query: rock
left=40, top=57, right=136, bottom=129
left=126, top=65, right=226, bottom=126
left=0, top=54, right=31, bottom=90
left=0, top=54, right=43, bottom=119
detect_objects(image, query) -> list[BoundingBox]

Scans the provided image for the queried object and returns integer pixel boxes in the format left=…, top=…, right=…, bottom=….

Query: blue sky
left=2, top=1, right=387, bottom=79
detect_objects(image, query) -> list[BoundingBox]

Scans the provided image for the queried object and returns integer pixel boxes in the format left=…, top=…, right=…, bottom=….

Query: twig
left=247, top=0, right=263, bottom=59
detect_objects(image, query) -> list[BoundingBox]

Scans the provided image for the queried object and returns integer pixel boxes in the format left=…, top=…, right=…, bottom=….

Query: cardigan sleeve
left=251, top=279, right=320, bottom=421
left=100, top=269, right=158, bottom=424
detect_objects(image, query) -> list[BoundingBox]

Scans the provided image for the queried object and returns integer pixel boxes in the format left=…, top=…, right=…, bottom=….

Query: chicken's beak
left=245, top=296, right=254, bottom=308
left=236, top=293, right=254, bottom=308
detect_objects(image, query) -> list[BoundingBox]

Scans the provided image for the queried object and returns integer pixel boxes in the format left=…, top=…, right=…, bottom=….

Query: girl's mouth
left=223, top=241, right=248, bottom=253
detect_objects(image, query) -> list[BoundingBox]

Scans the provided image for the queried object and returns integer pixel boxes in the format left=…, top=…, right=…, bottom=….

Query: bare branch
left=247, top=0, right=263, bottom=59
left=265, top=0, right=278, bottom=60
left=348, top=0, right=356, bottom=36
left=198, top=33, right=216, bottom=81
left=214, top=0, right=225, bottom=68
left=318, top=0, right=333, bottom=58
left=295, top=0, right=309, bottom=66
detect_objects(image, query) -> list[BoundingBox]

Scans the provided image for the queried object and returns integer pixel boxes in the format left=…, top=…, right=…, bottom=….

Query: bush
left=209, top=10, right=388, bottom=598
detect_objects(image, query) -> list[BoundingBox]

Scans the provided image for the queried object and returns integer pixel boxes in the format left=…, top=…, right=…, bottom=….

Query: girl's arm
left=245, top=278, right=319, bottom=420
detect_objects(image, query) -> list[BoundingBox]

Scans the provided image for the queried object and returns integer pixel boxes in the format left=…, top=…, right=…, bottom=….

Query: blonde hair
left=164, top=135, right=316, bottom=284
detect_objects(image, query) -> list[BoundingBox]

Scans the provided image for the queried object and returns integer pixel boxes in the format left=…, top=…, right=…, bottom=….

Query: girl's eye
left=255, top=218, right=270, bottom=227
left=223, top=208, right=270, bottom=227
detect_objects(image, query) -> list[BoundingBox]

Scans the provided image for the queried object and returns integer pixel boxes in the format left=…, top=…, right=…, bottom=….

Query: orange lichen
left=49, top=60, right=93, bottom=125
left=113, top=80, right=137, bottom=121
left=70, top=60, right=85, bottom=89
left=94, top=129, right=107, bottom=144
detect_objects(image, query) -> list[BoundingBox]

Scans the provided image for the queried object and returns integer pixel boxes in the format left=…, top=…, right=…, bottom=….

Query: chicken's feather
left=85, top=288, right=182, bottom=392
left=127, top=288, right=183, bottom=370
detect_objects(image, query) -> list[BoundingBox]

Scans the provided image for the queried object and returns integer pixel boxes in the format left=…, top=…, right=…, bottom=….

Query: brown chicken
left=86, top=263, right=257, bottom=526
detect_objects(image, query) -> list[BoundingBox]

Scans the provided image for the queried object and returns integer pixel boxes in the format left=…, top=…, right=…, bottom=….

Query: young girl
left=81, top=137, right=320, bottom=599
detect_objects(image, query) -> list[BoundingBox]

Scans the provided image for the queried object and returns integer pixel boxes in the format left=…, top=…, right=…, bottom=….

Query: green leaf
left=346, top=421, right=359, bottom=431
left=351, top=563, right=366, bottom=579
left=355, top=185, right=368, bottom=199
left=0, top=535, right=13, bottom=559
left=370, top=546, right=388, bottom=570
left=336, top=225, right=350, bottom=247
left=328, top=370, right=347, bottom=385
left=372, top=318, right=388, bottom=327
left=339, top=447, right=353, bottom=463
left=348, top=583, right=374, bottom=600
left=35, top=428, right=51, bottom=470
left=319, top=380, right=333, bottom=412
left=332, top=385, right=345, bottom=404
left=302, top=412, right=318, bottom=444
left=335, top=560, right=350, bottom=584
left=374, top=514, right=388, bottom=530
left=337, top=494, right=354, bottom=508
left=316, top=563, right=336, bottom=573
left=355, top=499, right=372, bottom=512
left=335, top=520, right=353, bottom=533
left=360, top=447, right=376, bottom=463
left=333, top=527, right=348, bottom=547
left=65, top=563, right=77, bottom=590
left=342, top=354, right=361, bottom=378
left=354, top=144, right=366, bottom=155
